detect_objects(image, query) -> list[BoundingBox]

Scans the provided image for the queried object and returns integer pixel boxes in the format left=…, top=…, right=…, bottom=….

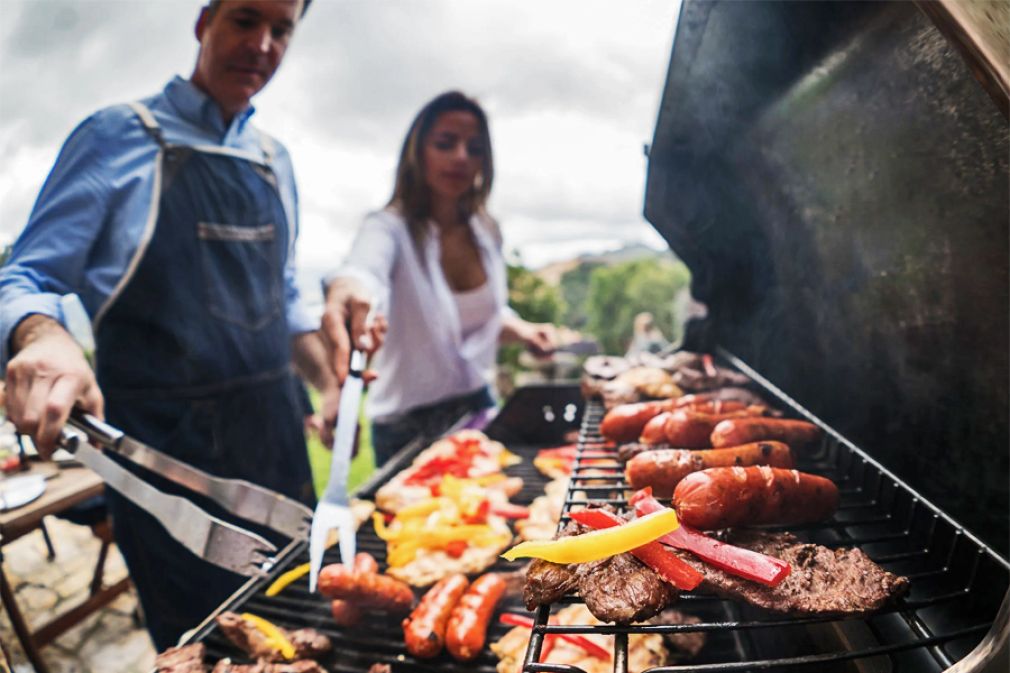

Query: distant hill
left=535, top=243, right=673, bottom=285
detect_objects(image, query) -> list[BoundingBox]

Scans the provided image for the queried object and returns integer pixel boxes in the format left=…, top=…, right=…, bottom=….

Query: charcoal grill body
left=644, top=0, right=1010, bottom=558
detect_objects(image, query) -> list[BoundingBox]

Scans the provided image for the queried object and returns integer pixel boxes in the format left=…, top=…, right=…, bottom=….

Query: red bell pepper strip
left=499, top=613, right=611, bottom=660
left=629, top=488, right=791, bottom=587
left=701, top=353, right=718, bottom=378
left=568, top=510, right=703, bottom=591
left=490, top=502, right=531, bottom=519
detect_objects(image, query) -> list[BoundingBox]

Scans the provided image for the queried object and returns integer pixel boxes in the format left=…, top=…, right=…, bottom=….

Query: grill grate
left=517, top=351, right=1010, bottom=673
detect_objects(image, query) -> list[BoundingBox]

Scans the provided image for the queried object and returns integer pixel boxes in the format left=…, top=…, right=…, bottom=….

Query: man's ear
left=195, top=7, right=209, bottom=41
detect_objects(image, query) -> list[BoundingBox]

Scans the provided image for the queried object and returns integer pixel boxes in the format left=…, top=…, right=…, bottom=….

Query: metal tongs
left=59, top=409, right=312, bottom=578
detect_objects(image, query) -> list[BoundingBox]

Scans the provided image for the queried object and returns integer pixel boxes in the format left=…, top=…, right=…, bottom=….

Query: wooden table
left=0, top=460, right=132, bottom=673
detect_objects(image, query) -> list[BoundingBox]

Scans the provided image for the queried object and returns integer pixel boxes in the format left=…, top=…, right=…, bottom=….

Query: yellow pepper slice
left=501, top=509, right=681, bottom=564
left=498, top=447, right=521, bottom=467
left=396, top=497, right=445, bottom=519
left=241, top=612, right=296, bottom=660
left=264, top=562, right=310, bottom=597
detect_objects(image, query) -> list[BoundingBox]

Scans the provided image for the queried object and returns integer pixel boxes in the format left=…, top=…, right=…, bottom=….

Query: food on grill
left=502, top=509, right=681, bottom=564
left=491, top=604, right=674, bottom=673
left=618, top=441, right=671, bottom=462
left=682, top=529, right=911, bottom=616
left=155, top=643, right=205, bottom=673
left=317, top=563, right=415, bottom=613
left=675, top=387, right=773, bottom=409
left=516, top=477, right=584, bottom=541
left=215, top=612, right=331, bottom=663
left=649, top=608, right=706, bottom=659
left=366, top=665, right=391, bottom=673
left=327, top=552, right=382, bottom=626
left=601, top=367, right=683, bottom=409
left=445, top=572, right=508, bottom=661
left=374, top=473, right=515, bottom=585
left=664, top=352, right=751, bottom=392
left=711, top=417, right=821, bottom=448
left=625, top=442, right=795, bottom=496
left=211, top=660, right=326, bottom=672
left=673, top=466, right=840, bottom=529
left=600, top=400, right=674, bottom=443
left=639, top=411, right=674, bottom=444
left=402, top=573, right=471, bottom=658
left=375, top=430, right=522, bottom=513
left=659, top=406, right=771, bottom=448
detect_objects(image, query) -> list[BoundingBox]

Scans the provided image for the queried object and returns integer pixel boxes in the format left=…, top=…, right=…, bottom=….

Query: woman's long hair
left=387, top=91, right=497, bottom=250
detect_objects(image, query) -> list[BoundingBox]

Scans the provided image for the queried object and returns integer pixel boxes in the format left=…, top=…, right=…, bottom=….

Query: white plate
left=0, top=474, right=46, bottom=511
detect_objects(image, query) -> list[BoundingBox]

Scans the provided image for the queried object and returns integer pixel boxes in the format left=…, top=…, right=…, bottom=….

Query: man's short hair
left=206, top=0, right=312, bottom=19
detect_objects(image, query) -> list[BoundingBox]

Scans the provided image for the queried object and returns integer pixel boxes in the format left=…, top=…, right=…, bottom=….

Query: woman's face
left=422, top=110, right=485, bottom=204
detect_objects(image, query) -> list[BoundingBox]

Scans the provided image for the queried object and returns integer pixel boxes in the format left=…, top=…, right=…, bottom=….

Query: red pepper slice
left=701, top=353, right=718, bottom=378
left=629, top=488, right=790, bottom=587
left=445, top=540, right=468, bottom=558
left=568, top=510, right=703, bottom=591
left=499, top=614, right=611, bottom=660
left=490, top=503, right=531, bottom=519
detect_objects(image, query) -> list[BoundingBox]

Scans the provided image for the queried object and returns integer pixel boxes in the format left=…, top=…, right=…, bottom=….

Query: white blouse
left=327, top=208, right=510, bottom=421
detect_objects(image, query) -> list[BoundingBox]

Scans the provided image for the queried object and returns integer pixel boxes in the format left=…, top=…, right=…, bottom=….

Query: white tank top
left=453, top=282, right=497, bottom=340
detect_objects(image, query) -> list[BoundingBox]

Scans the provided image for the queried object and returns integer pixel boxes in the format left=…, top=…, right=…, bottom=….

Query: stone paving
left=1, top=516, right=155, bottom=673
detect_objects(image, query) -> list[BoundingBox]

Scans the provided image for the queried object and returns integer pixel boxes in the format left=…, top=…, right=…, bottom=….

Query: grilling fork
left=308, top=348, right=366, bottom=591
left=59, top=410, right=313, bottom=578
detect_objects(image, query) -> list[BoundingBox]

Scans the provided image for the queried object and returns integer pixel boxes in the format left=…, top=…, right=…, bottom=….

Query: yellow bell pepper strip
left=240, top=612, right=296, bottom=660
left=396, top=498, right=445, bottom=520
left=569, top=509, right=703, bottom=590
left=501, top=508, right=681, bottom=563
left=264, top=562, right=310, bottom=597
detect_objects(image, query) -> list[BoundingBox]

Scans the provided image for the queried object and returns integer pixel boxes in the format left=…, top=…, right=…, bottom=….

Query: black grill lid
left=643, top=0, right=1009, bottom=557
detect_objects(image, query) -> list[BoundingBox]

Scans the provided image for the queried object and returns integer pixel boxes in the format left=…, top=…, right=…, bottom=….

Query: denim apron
left=93, top=102, right=314, bottom=649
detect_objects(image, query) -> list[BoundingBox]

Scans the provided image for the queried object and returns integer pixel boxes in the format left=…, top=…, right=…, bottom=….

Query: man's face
left=192, top=0, right=303, bottom=120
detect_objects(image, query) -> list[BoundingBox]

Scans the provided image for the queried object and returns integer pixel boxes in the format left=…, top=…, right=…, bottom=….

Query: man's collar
left=163, top=75, right=257, bottom=136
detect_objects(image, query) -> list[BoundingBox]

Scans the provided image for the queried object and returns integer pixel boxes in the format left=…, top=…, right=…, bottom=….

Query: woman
left=322, top=91, right=554, bottom=466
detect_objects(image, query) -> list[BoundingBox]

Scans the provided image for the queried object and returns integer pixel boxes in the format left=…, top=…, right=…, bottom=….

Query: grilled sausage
left=626, top=442, right=794, bottom=497
left=710, top=417, right=821, bottom=448
left=600, top=400, right=674, bottom=443
left=329, top=553, right=382, bottom=627
left=640, top=411, right=674, bottom=444
left=402, top=574, right=470, bottom=658
left=663, top=407, right=765, bottom=448
left=674, top=387, right=771, bottom=409
left=673, top=466, right=839, bottom=529
left=318, top=564, right=415, bottom=613
left=444, top=573, right=506, bottom=661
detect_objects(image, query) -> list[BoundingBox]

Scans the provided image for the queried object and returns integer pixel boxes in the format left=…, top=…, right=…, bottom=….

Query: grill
left=517, top=351, right=1010, bottom=673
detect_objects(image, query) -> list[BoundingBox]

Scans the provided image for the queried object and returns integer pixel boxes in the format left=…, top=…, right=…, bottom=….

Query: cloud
left=1, top=0, right=681, bottom=278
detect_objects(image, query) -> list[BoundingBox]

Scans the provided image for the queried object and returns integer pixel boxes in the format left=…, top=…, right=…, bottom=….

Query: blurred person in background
left=0, top=0, right=377, bottom=650
left=322, top=91, right=556, bottom=467
left=626, top=311, right=670, bottom=357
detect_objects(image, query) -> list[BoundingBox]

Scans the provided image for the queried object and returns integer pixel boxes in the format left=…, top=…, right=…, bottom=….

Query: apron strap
left=257, top=129, right=276, bottom=166
left=127, top=101, right=167, bottom=148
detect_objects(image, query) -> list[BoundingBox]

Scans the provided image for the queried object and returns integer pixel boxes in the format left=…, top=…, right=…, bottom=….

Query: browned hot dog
left=600, top=400, right=674, bottom=443
left=444, top=573, right=506, bottom=661
left=318, top=564, right=415, bottom=614
left=663, top=406, right=766, bottom=448
left=710, top=417, right=821, bottom=448
left=639, top=411, right=674, bottom=445
left=673, top=466, right=839, bottom=529
left=329, top=552, right=382, bottom=626
left=625, top=441, right=794, bottom=497
left=402, top=574, right=470, bottom=658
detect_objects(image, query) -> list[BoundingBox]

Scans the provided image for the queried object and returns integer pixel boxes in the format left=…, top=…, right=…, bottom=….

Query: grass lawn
left=306, top=390, right=376, bottom=496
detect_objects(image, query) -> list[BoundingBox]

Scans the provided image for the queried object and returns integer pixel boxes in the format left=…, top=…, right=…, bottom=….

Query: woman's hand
left=521, top=322, right=558, bottom=358
left=321, top=277, right=387, bottom=384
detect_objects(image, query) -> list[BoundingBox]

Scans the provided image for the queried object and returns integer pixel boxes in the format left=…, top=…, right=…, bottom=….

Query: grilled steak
left=216, top=612, right=332, bottom=663
left=575, top=551, right=677, bottom=623
left=680, top=530, right=910, bottom=615
left=523, top=521, right=676, bottom=623
left=155, top=643, right=206, bottom=673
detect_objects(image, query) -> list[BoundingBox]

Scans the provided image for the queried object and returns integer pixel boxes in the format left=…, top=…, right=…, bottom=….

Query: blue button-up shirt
left=0, top=76, right=316, bottom=370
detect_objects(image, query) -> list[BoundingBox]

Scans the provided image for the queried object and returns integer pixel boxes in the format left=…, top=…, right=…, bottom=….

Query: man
left=0, top=0, right=375, bottom=649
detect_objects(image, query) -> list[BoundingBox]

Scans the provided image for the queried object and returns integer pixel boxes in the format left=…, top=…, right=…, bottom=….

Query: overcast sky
left=0, top=0, right=680, bottom=299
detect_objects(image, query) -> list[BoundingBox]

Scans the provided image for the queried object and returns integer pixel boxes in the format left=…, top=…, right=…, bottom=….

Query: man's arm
left=5, top=315, right=103, bottom=458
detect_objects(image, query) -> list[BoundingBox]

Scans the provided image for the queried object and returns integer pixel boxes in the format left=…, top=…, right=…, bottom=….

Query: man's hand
left=320, top=277, right=387, bottom=384
left=5, top=315, right=104, bottom=459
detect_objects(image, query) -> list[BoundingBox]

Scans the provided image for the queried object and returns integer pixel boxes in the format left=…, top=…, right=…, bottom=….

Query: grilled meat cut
left=155, top=643, right=206, bottom=673
left=649, top=609, right=706, bottom=659
left=682, top=530, right=910, bottom=616
left=618, top=442, right=673, bottom=463
left=523, top=521, right=676, bottom=623
left=216, top=612, right=331, bottom=663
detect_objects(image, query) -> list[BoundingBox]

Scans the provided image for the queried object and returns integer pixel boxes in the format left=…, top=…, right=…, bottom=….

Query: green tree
left=498, top=262, right=565, bottom=370
left=559, top=261, right=602, bottom=329
left=585, top=258, right=690, bottom=354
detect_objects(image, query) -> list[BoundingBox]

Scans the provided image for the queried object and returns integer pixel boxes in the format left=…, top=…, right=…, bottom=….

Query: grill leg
left=0, top=551, right=51, bottom=673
